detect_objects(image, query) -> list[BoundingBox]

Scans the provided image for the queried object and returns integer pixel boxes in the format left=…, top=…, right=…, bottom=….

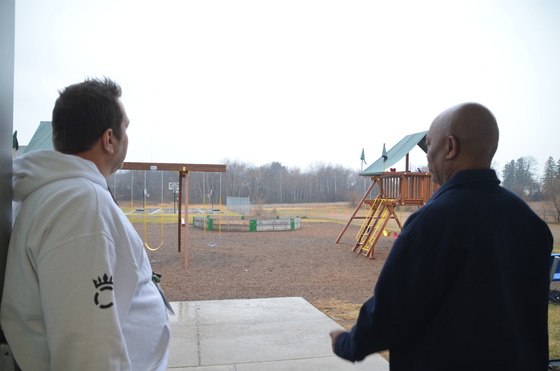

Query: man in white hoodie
left=1, top=78, right=170, bottom=370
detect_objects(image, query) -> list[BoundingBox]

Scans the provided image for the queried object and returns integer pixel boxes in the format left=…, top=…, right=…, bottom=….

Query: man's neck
left=74, top=150, right=110, bottom=179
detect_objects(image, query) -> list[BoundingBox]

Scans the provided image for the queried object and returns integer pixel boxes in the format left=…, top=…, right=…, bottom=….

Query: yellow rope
left=203, top=194, right=222, bottom=247
left=144, top=208, right=165, bottom=251
left=143, top=171, right=165, bottom=251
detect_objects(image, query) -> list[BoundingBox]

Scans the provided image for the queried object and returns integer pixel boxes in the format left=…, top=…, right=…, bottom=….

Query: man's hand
left=329, top=329, right=347, bottom=353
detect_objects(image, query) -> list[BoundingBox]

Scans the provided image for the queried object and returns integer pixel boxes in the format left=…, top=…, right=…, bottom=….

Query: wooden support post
left=405, top=153, right=410, bottom=172
left=183, top=171, right=189, bottom=268
left=401, top=174, right=408, bottom=203
left=177, top=172, right=183, bottom=252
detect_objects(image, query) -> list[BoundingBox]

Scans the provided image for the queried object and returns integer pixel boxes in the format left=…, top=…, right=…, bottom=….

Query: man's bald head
left=426, top=103, right=499, bottom=185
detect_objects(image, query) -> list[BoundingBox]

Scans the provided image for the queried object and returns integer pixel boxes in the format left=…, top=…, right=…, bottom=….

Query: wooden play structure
left=336, top=131, right=439, bottom=258
left=121, top=162, right=226, bottom=267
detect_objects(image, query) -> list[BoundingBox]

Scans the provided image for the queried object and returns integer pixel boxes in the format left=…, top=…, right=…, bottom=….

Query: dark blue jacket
left=335, top=169, right=553, bottom=370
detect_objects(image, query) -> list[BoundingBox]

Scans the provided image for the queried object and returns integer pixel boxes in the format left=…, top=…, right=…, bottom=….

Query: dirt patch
left=139, top=221, right=392, bottom=329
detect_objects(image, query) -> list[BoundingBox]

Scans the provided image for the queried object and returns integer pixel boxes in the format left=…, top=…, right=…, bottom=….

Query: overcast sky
left=13, top=0, right=560, bottom=176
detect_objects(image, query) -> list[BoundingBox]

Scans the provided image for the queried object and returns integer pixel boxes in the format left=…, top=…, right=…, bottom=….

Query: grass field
left=551, top=305, right=560, bottom=358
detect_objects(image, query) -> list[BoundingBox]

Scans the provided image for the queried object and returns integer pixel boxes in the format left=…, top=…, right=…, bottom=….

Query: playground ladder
left=353, top=197, right=383, bottom=250
left=353, top=198, right=402, bottom=258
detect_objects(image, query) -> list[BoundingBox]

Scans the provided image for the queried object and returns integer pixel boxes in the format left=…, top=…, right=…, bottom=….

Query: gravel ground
left=139, top=221, right=391, bottom=321
left=141, top=219, right=392, bottom=357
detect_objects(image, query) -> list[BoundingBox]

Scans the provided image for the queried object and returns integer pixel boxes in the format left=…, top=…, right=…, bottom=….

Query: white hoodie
left=1, top=150, right=170, bottom=371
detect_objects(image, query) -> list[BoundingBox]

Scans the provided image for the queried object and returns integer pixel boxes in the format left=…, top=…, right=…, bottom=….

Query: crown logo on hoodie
left=92, top=273, right=114, bottom=309
left=92, top=273, right=113, bottom=289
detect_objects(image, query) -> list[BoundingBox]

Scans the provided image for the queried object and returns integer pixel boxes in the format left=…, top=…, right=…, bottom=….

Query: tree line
left=501, top=155, right=560, bottom=222
left=108, top=156, right=560, bottom=222
left=108, top=160, right=370, bottom=207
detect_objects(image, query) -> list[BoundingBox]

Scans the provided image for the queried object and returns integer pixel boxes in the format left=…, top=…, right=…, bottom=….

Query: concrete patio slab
left=167, top=297, right=388, bottom=370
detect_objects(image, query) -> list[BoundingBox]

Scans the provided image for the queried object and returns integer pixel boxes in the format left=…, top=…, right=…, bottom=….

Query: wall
left=0, top=0, right=15, bottom=299
left=0, top=1, right=15, bottom=368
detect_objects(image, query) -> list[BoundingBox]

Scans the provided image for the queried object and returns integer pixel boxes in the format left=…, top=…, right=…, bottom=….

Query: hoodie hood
left=13, top=150, right=107, bottom=201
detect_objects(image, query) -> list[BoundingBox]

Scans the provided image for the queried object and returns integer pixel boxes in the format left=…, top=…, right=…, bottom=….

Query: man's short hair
left=52, top=77, right=123, bottom=154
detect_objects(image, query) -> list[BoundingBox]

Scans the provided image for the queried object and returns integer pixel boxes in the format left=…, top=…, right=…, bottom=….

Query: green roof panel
left=360, top=131, right=428, bottom=176
left=24, top=121, right=53, bottom=153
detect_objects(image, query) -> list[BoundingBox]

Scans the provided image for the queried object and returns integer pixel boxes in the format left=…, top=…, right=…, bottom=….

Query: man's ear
left=101, top=128, right=116, bottom=155
left=445, top=135, right=459, bottom=160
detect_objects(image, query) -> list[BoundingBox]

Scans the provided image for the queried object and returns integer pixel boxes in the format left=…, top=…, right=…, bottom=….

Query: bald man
left=330, top=103, right=553, bottom=370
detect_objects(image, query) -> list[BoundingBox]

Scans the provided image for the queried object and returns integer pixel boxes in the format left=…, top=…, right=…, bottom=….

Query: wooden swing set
left=336, top=131, right=439, bottom=258
left=121, top=161, right=226, bottom=267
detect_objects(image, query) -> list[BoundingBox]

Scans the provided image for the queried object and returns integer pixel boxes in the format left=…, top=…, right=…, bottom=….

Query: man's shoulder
left=45, top=175, right=107, bottom=195
left=402, top=188, right=470, bottom=229
left=27, top=176, right=115, bottom=215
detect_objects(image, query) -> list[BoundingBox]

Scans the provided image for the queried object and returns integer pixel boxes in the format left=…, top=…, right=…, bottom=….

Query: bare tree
left=542, top=156, right=560, bottom=222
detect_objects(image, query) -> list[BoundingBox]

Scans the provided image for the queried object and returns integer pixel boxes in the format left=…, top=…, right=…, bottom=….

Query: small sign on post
left=168, top=182, right=179, bottom=191
left=169, top=182, right=180, bottom=213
